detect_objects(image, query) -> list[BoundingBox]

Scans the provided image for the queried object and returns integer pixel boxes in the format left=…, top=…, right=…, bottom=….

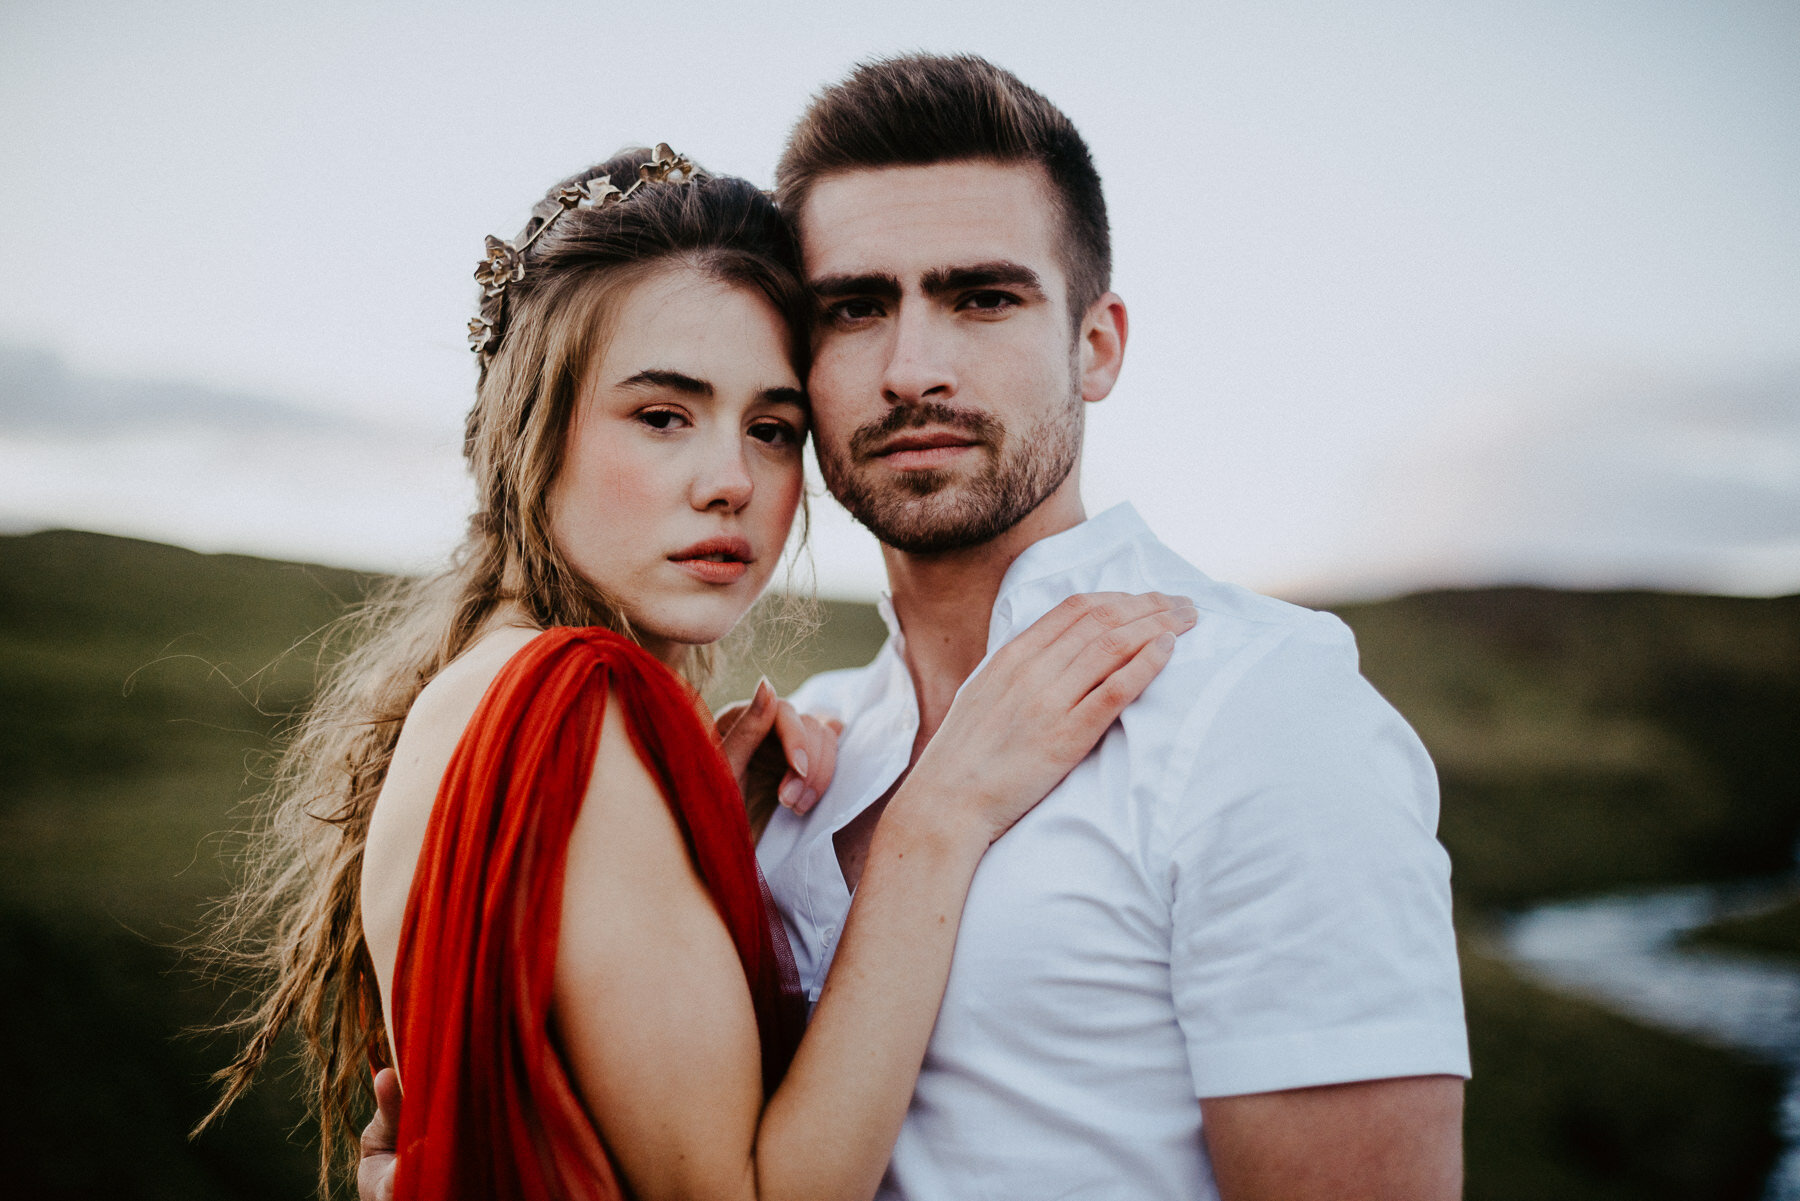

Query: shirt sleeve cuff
left=1187, top=1018, right=1472, bottom=1099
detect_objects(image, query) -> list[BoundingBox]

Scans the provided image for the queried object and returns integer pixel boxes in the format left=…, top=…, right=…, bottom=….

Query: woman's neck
left=485, top=598, right=694, bottom=673
left=478, top=600, right=540, bottom=641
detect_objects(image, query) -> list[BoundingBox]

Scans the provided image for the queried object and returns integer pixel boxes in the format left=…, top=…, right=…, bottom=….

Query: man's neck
left=885, top=479, right=1087, bottom=750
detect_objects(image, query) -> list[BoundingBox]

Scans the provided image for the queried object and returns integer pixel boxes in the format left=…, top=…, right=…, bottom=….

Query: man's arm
left=1202, top=1076, right=1464, bottom=1201
left=1165, top=619, right=1469, bottom=1197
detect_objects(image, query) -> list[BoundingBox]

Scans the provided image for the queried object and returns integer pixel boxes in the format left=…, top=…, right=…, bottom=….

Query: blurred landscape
left=2, top=529, right=1795, bottom=1199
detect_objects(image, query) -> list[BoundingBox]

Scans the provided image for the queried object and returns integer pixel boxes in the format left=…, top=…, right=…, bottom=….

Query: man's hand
left=716, top=678, right=840, bottom=824
left=357, top=1068, right=402, bottom=1201
left=1201, top=1075, right=1463, bottom=1201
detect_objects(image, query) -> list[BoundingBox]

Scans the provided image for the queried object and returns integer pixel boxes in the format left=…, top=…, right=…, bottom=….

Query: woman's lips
left=673, top=558, right=749, bottom=585
left=669, top=537, right=753, bottom=586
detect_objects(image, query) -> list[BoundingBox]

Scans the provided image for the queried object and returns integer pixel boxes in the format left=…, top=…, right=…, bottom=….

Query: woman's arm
left=553, top=687, right=774, bottom=1199
left=557, top=591, right=1196, bottom=1201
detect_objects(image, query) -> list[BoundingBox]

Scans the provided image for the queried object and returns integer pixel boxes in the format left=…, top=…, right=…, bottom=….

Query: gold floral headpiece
left=467, top=143, right=706, bottom=358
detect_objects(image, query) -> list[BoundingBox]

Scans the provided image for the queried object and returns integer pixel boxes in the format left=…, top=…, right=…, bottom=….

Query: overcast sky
left=4, top=0, right=1796, bottom=600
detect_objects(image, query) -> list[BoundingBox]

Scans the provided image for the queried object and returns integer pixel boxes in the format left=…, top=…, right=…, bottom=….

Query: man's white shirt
left=757, top=504, right=1469, bottom=1200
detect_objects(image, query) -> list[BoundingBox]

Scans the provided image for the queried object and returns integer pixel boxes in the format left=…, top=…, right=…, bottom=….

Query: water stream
left=1499, top=879, right=1800, bottom=1200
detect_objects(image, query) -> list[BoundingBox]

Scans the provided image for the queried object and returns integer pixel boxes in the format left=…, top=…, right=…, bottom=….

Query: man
left=364, top=53, right=1467, bottom=1200
left=757, top=53, right=1466, bottom=1200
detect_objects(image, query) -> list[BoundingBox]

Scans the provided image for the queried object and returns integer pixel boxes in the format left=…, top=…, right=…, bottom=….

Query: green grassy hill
left=0, top=531, right=369, bottom=1197
left=1334, top=588, right=1800, bottom=910
left=0, top=530, right=1791, bottom=1198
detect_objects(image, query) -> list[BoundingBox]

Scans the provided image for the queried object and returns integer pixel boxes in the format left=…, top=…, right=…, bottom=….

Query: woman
left=201, top=145, right=1193, bottom=1200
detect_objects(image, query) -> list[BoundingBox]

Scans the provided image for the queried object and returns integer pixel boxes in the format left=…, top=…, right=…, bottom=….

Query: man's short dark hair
left=776, top=53, right=1111, bottom=324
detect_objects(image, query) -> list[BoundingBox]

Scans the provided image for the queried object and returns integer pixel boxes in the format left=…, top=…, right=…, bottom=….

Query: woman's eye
left=637, top=408, right=688, bottom=431
left=749, top=420, right=801, bottom=447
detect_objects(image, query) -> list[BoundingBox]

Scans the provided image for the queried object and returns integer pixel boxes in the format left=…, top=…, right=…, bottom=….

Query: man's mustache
left=848, top=403, right=1004, bottom=461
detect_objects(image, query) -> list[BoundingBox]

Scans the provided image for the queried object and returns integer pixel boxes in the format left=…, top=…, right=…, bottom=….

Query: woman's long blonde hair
left=194, top=148, right=810, bottom=1194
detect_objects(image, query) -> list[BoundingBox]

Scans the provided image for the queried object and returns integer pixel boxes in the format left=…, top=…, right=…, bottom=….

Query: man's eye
left=827, top=298, right=883, bottom=323
left=961, top=291, right=1019, bottom=313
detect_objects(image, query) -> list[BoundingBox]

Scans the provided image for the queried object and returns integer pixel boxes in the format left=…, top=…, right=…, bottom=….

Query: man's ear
left=1077, top=292, right=1128, bottom=404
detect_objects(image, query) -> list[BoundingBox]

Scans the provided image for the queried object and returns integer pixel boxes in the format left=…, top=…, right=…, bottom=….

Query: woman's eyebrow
left=761, top=386, right=808, bottom=412
left=619, top=371, right=804, bottom=412
left=616, top=368, right=711, bottom=395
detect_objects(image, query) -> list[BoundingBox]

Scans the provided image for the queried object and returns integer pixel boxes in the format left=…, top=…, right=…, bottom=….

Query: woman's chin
left=632, top=598, right=758, bottom=658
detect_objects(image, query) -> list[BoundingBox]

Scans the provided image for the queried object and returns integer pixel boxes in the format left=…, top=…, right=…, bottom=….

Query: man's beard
left=817, top=387, right=1084, bottom=556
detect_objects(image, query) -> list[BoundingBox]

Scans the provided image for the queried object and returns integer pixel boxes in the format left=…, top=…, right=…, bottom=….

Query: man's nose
left=693, top=435, right=754, bottom=511
left=881, top=304, right=955, bottom=405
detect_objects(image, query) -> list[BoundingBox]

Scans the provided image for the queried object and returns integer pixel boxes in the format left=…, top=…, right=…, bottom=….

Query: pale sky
left=4, top=0, right=1797, bottom=600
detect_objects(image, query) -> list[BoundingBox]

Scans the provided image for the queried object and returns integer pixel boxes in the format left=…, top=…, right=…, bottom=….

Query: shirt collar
left=876, top=593, right=903, bottom=643
left=871, top=502, right=1153, bottom=662
left=987, top=503, right=1151, bottom=651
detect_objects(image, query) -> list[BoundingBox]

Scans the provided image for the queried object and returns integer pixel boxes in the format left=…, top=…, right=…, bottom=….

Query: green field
left=1, top=529, right=1792, bottom=1198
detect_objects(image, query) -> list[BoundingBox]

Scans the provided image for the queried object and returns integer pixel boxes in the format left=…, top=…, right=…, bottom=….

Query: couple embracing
left=207, top=53, right=1468, bottom=1201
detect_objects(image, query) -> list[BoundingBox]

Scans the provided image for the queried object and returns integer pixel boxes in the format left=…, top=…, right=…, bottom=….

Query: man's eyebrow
left=616, top=369, right=712, bottom=396
left=807, top=272, right=902, bottom=300
left=920, top=261, right=1046, bottom=299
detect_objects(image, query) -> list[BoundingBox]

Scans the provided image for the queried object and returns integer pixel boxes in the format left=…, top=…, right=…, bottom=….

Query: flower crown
left=467, top=143, right=706, bottom=358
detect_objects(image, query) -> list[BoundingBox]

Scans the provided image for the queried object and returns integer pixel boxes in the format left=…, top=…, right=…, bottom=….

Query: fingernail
left=1157, top=631, right=1177, bottom=650
left=798, top=786, right=820, bottom=813
left=790, top=747, right=809, bottom=777
left=752, top=676, right=775, bottom=711
left=779, top=778, right=804, bottom=808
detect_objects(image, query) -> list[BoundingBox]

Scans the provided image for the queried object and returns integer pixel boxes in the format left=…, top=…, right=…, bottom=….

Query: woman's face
left=548, top=266, right=806, bottom=663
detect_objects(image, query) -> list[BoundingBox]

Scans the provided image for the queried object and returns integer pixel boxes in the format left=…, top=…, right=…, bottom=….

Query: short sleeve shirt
left=755, top=504, right=1469, bottom=1201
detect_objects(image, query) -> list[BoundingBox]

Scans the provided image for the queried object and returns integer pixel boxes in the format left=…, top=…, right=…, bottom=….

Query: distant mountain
left=0, top=344, right=362, bottom=438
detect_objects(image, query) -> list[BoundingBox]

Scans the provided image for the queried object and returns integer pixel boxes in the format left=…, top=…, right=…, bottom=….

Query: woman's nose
left=694, top=439, right=754, bottom=511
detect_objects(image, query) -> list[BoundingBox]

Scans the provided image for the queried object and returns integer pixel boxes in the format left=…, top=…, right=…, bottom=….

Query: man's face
left=800, top=160, right=1085, bottom=555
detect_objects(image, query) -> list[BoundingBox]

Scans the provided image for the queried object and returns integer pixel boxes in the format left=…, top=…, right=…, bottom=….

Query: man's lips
left=669, top=536, right=753, bottom=585
left=872, top=429, right=981, bottom=469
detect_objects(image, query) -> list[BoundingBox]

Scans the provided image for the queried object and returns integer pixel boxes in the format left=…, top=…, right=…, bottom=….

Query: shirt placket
left=803, top=683, right=918, bottom=1002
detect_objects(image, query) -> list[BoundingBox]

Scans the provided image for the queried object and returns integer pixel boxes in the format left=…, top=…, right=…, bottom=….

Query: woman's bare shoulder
left=361, top=626, right=543, bottom=993
left=379, top=628, right=541, bottom=806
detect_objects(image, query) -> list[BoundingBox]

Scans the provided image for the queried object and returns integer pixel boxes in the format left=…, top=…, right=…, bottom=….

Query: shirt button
left=822, top=924, right=838, bottom=946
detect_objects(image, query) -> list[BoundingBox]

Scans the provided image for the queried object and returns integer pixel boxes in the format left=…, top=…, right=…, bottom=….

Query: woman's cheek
left=590, top=443, right=665, bottom=521
left=768, top=457, right=805, bottom=532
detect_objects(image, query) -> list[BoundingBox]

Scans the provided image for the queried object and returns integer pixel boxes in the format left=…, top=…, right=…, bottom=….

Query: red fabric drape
left=389, top=627, right=805, bottom=1200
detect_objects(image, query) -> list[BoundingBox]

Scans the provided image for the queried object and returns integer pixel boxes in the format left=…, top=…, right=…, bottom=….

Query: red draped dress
left=386, top=627, right=806, bottom=1200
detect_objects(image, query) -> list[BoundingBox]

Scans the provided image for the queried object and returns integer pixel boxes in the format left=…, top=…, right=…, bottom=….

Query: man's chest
left=771, top=741, right=1178, bottom=1011
left=829, top=771, right=901, bottom=895
left=932, top=773, right=1179, bottom=1044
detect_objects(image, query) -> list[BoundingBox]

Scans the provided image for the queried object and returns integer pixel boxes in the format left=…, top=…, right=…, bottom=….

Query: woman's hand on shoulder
left=717, top=680, right=840, bottom=817
left=901, top=591, right=1196, bottom=846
